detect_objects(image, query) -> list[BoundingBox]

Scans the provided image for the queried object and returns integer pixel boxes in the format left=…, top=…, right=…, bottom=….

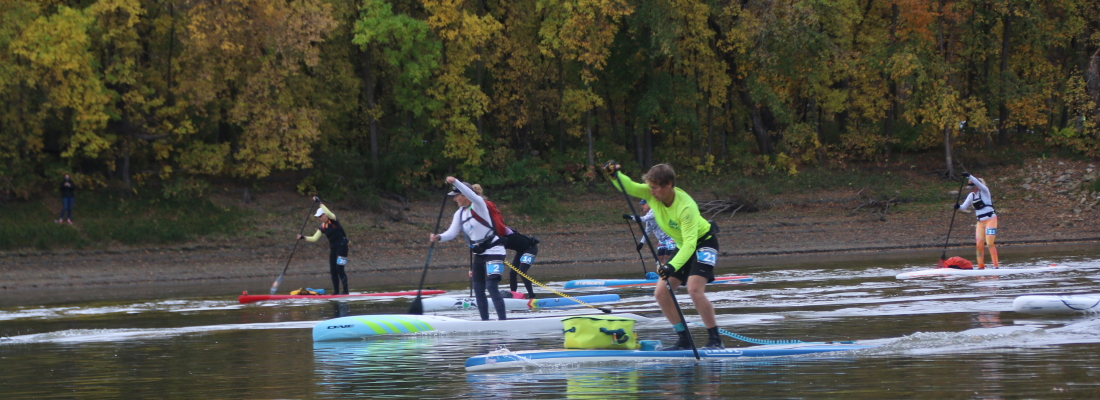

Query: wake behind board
left=1013, top=294, right=1100, bottom=315
left=422, top=294, right=620, bottom=313
left=895, top=265, right=1068, bottom=279
left=465, top=342, right=875, bottom=371
left=239, top=290, right=446, bottom=304
left=565, top=275, right=752, bottom=289
left=312, top=313, right=651, bottom=342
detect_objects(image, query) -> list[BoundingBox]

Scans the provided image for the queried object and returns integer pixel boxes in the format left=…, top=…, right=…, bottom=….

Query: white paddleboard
left=895, top=264, right=1068, bottom=279
left=1013, top=294, right=1100, bottom=315
left=312, top=313, right=651, bottom=341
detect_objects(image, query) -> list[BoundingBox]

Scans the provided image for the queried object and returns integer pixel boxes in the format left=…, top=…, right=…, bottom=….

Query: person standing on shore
left=58, top=174, right=75, bottom=224
left=470, top=184, right=541, bottom=299
left=297, top=197, right=351, bottom=294
left=956, top=173, right=999, bottom=269
left=430, top=177, right=508, bottom=320
left=624, top=199, right=677, bottom=266
left=604, top=162, right=724, bottom=350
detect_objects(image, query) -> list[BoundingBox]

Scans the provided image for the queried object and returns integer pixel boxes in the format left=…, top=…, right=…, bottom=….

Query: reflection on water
left=3, top=248, right=1100, bottom=398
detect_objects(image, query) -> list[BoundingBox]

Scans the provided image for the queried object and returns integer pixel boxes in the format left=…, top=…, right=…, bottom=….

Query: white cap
left=314, top=208, right=325, bottom=217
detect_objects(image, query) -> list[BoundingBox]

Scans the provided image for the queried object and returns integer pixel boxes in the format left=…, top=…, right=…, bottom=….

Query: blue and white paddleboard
left=895, top=264, right=1068, bottom=279
left=565, top=275, right=753, bottom=289
left=312, top=313, right=651, bottom=342
left=421, top=294, right=620, bottom=312
left=465, top=342, right=875, bottom=371
left=1013, top=294, right=1100, bottom=315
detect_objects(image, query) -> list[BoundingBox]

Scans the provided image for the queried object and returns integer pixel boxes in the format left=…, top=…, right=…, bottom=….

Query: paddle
left=270, top=197, right=320, bottom=295
left=623, top=218, right=654, bottom=278
left=609, top=164, right=700, bottom=360
left=938, top=175, right=968, bottom=267
left=409, top=187, right=451, bottom=315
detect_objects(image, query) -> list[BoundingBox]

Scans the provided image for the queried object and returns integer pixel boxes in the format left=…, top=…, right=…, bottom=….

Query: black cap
left=447, top=182, right=473, bottom=196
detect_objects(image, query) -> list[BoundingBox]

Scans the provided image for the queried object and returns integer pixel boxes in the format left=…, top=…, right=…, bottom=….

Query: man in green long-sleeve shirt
left=605, top=162, right=724, bottom=350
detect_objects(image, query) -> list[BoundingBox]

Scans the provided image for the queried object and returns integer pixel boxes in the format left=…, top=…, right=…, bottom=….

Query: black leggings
left=472, top=253, right=507, bottom=320
left=329, top=245, right=349, bottom=294
left=505, top=233, right=539, bottom=296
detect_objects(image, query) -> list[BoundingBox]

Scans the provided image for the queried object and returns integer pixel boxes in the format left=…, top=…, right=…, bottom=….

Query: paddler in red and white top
left=604, top=162, right=724, bottom=350
left=430, top=176, right=508, bottom=321
left=955, top=173, right=999, bottom=269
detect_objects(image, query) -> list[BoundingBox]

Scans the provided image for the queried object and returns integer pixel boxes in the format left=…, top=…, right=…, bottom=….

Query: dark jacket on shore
left=60, top=180, right=75, bottom=198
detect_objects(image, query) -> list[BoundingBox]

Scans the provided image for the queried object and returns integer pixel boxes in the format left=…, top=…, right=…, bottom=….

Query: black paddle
left=409, top=187, right=451, bottom=315
left=939, top=175, right=968, bottom=267
left=609, top=163, right=700, bottom=360
left=623, top=218, right=652, bottom=277
left=270, top=197, right=320, bottom=295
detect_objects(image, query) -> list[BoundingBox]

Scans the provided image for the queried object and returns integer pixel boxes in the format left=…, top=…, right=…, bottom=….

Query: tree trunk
left=586, top=108, right=594, bottom=167
left=943, top=125, right=955, bottom=178
left=643, top=119, right=654, bottom=169
left=476, top=0, right=485, bottom=137
left=633, top=118, right=643, bottom=169
left=122, top=148, right=132, bottom=190
left=1088, top=48, right=1100, bottom=118
left=811, top=99, right=825, bottom=165
left=997, top=14, right=1011, bottom=146
left=557, top=60, right=565, bottom=154
left=705, top=15, right=773, bottom=155
left=363, top=48, right=379, bottom=173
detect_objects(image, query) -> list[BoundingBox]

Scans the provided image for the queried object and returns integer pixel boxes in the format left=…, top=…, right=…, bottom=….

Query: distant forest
left=1, top=0, right=1098, bottom=201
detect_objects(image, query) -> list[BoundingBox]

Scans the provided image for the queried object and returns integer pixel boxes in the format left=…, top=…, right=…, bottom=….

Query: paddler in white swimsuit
left=955, top=173, right=999, bottom=269
left=625, top=199, right=677, bottom=266
left=430, top=176, right=508, bottom=321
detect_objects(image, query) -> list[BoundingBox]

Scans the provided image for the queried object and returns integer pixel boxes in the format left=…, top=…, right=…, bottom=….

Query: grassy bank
left=0, top=193, right=242, bottom=251
left=0, top=157, right=1000, bottom=252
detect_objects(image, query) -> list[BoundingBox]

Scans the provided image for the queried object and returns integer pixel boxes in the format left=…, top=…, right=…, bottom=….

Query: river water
left=2, top=246, right=1099, bottom=399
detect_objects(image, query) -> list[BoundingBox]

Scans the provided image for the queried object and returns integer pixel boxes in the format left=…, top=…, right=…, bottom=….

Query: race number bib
left=986, top=228, right=997, bottom=236
left=520, top=253, right=536, bottom=265
left=336, top=256, right=348, bottom=266
left=486, top=260, right=504, bottom=276
left=695, top=247, right=717, bottom=266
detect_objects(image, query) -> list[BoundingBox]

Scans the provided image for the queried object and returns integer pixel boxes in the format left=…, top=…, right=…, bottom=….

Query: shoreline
left=2, top=235, right=1097, bottom=308
left=4, top=157, right=1099, bottom=307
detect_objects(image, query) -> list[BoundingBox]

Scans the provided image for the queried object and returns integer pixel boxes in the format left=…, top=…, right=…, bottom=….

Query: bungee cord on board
left=503, top=261, right=612, bottom=313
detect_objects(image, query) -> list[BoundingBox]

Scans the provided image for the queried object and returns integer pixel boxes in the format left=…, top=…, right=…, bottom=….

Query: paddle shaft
left=611, top=170, right=700, bottom=360
left=409, top=188, right=451, bottom=314
left=270, top=199, right=319, bottom=295
left=941, top=177, right=968, bottom=261
left=623, top=219, right=651, bottom=276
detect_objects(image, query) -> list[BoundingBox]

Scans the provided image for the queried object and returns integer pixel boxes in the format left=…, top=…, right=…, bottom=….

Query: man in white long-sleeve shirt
left=956, top=173, right=999, bottom=269
left=429, top=176, right=507, bottom=320
left=625, top=199, right=677, bottom=266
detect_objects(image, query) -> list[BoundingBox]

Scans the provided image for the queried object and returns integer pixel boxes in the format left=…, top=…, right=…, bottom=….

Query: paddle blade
left=270, top=276, right=283, bottom=295
left=408, top=296, right=424, bottom=315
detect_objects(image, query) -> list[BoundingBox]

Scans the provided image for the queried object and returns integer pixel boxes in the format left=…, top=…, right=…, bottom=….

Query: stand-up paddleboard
left=464, top=342, right=875, bottom=371
left=565, top=275, right=753, bottom=289
left=1013, top=294, right=1100, bottom=315
left=895, top=265, right=1068, bottom=279
left=422, top=294, right=620, bottom=312
left=238, top=290, right=446, bottom=304
left=313, top=313, right=651, bottom=342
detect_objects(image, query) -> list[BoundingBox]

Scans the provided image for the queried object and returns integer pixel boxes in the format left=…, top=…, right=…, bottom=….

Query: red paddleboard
left=238, top=290, right=446, bottom=304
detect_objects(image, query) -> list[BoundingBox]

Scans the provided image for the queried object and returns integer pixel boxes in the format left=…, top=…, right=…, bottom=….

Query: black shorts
left=667, top=232, right=719, bottom=284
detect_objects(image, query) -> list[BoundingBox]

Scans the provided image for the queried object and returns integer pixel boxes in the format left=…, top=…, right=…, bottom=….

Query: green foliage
left=0, top=0, right=1096, bottom=202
